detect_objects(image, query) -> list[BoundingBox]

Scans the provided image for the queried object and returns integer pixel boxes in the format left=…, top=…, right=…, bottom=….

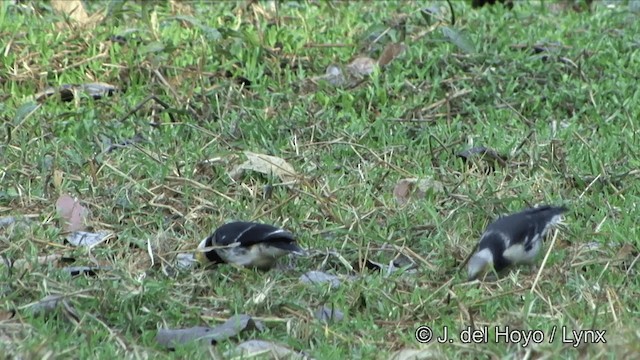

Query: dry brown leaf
left=346, top=57, right=377, bottom=77
left=393, top=178, right=444, bottom=205
left=378, top=43, right=407, bottom=67
left=0, top=310, right=15, bottom=321
left=231, top=151, right=298, bottom=184
left=51, top=0, right=104, bottom=27
left=53, top=170, right=64, bottom=189
left=55, top=194, right=89, bottom=232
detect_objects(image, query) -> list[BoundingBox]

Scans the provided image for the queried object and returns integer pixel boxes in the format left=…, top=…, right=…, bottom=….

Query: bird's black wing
left=214, top=221, right=296, bottom=247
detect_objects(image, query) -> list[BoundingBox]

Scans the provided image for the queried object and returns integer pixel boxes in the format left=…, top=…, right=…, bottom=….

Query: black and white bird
left=467, top=205, right=568, bottom=281
left=195, top=221, right=304, bottom=270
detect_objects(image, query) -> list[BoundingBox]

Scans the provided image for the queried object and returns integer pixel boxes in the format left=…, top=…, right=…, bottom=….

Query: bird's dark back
left=216, top=222, right=295, bottom=246
left=486, top=205, right=567, bottom=239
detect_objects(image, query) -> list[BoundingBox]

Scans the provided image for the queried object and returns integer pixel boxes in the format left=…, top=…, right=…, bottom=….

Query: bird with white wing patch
left=196, top=221, right=305, bottom=271
left=467, top=205, right=568, bottom=281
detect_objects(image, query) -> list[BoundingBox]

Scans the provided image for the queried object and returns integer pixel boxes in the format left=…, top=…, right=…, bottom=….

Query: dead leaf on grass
left=155, top=314, right=265, bottom=349
left=55, top=194, right=90, bottom=232
left=230, top=151, right=299, bottom=184
left=0, top=309, right=16, bottom=321
left=64, top=231, right=111, bottom=248
left=227, top=340, right=310, bottom=360
left=346, top=57, right=378, bottom=77
left=299, top=271, right=343, bottom=289
left=51, top=0, right=104, bottom=27
left=393, top=178, right=444, bottom=205
left=378, top=43, right=407, bottom=67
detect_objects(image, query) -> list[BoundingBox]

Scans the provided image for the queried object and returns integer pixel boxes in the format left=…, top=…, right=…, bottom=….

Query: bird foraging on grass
left=196, top=221, right=304, bottom=270
left=467, top=205, right=568, bottom=281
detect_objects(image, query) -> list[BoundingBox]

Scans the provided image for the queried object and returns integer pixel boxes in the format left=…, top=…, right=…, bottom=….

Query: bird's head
left=467, top=248, right=494, bottom=281
left=195, top=236, right=224, bottom=265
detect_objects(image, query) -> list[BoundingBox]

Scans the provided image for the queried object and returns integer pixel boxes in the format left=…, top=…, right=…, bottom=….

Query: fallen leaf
left=393, top=178, right=444, bottom=205
left=51, top=0, right=104, bottom=27
left=64, top=231, right=111, bottom=248
left=51, top=0, right=90, bottom=23
left=346, top=57, right=377, bottom=77
left=231, top=152, right=299, bottom=184
left=51, top=170, right=64, bottom=190
left=378, top=43, right=407, bottom=67
left=299, top=271, right=342, bottom=289
left=314, top=305, right=345, bottom=324
left=0, top=310, right=15, bottom=321
left=55, top=194, right=89, bottom=232
left=227, top=340, right=309, bottom=359
left=155, top=314, right=265, bottom=349
left=617, top=244, right=638, bottom=259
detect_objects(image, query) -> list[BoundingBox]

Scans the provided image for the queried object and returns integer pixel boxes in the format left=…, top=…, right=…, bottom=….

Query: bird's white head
left=467, top=248, right=494, bottom=281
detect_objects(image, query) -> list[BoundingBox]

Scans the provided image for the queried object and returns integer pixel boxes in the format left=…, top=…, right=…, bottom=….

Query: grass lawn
left=1, top=0, right=639, bottom=358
